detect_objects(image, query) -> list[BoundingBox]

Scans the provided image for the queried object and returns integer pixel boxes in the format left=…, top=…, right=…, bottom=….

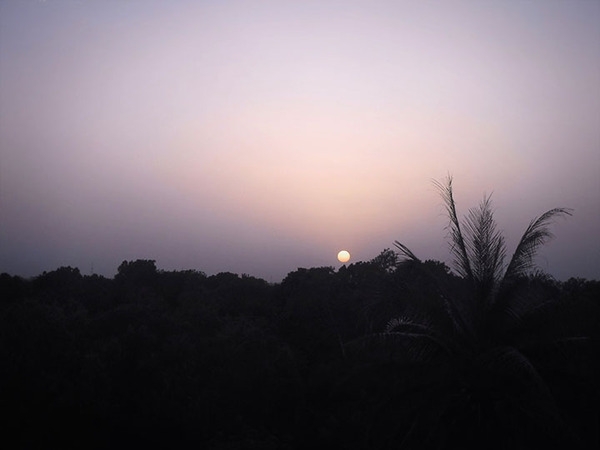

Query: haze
left=1, top=0, right=599, bottom=281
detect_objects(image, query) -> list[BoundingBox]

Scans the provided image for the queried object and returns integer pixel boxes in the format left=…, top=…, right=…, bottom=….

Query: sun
left=337, top=250, right=350, bottom=263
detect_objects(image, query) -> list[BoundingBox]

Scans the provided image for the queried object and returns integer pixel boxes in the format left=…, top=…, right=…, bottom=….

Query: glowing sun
left=337, top=250, right=350, bottom=263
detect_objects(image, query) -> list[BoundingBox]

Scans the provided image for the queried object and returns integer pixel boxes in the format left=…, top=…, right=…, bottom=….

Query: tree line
left=1, top=178, right=599, bottom=449
left=1, top=255, right=598, bottom=449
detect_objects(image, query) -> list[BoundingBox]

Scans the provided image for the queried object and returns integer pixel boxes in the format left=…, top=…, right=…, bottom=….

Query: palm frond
left=478, top=346, right=585, bottom=445
left=462, top=195, right=506, bottom=289
left=385, top=316, right=432, bottom=333
left=391, top=243, right=476, bottom=340
left=493, top=279, right=564, bottom=331
left=503, top=208, right=572, bottom=281
left=433, top=176, right=473, bottom=281
left=346, top=316, right=453, bottom=360
left=477, top=346, right=563, bottom=418
left=393, top=241, right=420, bottom=262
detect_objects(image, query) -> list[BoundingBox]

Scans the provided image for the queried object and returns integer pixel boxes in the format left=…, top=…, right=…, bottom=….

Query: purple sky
left=1, top=0, right=599, bottom=281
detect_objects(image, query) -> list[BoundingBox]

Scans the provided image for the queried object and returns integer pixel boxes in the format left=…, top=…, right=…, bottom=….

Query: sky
left=1, top=0, right=599, bottom=282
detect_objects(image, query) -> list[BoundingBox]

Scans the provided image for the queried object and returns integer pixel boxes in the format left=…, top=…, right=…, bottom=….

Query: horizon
left=1, top=0, right=599, bottom=282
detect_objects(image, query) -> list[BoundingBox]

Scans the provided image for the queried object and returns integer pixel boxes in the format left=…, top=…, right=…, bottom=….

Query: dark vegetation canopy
left=1, top=178, right=599, bottom=449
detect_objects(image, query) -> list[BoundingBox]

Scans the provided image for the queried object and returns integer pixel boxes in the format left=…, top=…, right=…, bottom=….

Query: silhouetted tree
left=341, top=176, right=598, bottom=449
left=0, top=273, right=26, bottom=302
left=115, top=259, right=158, bottom=285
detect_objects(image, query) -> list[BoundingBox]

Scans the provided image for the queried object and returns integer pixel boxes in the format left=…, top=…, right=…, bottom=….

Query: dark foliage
left=339, top=177, right=597, bottom=450
left=0, top=250, right=598, bottom=449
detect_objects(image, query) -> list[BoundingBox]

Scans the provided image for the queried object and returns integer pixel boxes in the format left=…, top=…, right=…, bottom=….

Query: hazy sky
left=1, top=0, right=599, bottom=281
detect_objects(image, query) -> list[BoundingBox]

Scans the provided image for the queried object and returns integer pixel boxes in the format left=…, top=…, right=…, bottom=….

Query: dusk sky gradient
left=1, top=0, right=599, bottom=281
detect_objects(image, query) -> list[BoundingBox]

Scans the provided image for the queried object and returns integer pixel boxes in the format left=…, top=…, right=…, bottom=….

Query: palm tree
left=394, top=176, right=572, bottom=344
left=336, top=176, right=598, bottom=449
